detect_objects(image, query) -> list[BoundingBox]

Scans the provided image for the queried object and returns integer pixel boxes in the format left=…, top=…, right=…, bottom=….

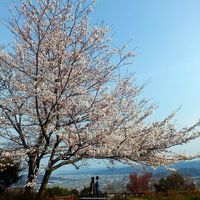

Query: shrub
left=45, top=186, right=69, bottom=197
left=0, top=159, right=21, bottom=192
left=79, top=187, right=91, bottom=197
left=69, top=188, right=79, bottom=196
left=186, top=197, right=200, bottom=200
left=0, top=188, right=36, bottom=200
left=154, top=172, right=196, bottom=193
left=126, top=172, right=152, bottom=193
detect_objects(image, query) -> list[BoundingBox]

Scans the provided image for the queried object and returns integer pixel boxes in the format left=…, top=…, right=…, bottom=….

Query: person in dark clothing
left=90, top=176, right=95, bottom=196
left=95, top=176, right=100, bottom=197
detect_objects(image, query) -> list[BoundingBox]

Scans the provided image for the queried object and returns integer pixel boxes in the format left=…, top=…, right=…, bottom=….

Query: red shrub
left=126, top=172, right=152, bottom=193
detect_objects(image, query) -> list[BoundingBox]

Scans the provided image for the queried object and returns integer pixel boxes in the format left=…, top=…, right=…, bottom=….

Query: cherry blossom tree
left=0, top=0, right=200, bottom=199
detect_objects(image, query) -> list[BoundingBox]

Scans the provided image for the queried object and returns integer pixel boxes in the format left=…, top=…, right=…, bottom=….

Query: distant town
left=16, top=159, right=200, bottom=191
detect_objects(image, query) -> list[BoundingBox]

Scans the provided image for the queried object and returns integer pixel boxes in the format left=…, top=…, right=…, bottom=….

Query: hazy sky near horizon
left=0, top=0, right=200, bottom=155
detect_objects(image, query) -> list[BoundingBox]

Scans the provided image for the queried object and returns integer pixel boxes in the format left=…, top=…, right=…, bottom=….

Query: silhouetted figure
left=90, top=176, right=95, bottom=196
left=95, top=176, right=100, bottom=197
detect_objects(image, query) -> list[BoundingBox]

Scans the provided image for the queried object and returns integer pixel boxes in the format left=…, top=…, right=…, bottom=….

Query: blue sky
left=92, top=1, right=200, bottom=156
left=0, top=0, right=200, bottom=154
left=94, top=0, right=200, bottom=154
left=91, top=0, right=200, bottom=126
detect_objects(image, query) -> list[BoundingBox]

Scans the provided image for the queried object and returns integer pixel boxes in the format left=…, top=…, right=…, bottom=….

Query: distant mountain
left=152, top=160, right=200, bottom=177
left=54, top=159, right=200, bottom=177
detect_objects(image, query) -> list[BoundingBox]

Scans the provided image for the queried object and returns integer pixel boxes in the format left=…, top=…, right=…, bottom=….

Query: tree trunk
left=23, top=156, right=37, bottom=199
left=37, top=169, right=52, bottom=200
left=24, top=185, right=34, bottom=200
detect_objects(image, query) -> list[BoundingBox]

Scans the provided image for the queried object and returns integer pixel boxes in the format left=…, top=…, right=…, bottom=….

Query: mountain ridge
left=54, top=159, right=200, bottom=177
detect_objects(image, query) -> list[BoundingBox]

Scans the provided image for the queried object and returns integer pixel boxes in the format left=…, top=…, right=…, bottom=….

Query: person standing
left=95, top=176, right=100, bottom=197
left=90, top=176, right=95, bottom=196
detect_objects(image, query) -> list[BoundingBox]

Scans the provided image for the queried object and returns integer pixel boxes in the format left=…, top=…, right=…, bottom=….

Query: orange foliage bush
left=126, top=172, right=152, bottom=193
